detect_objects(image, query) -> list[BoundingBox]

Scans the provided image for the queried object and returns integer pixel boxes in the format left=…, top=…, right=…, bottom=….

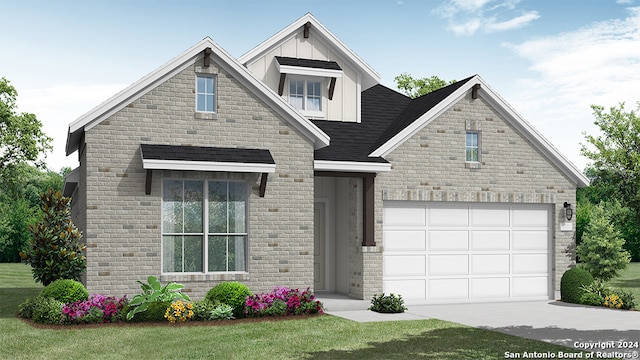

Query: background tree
left=394, top=73, right=457, bottom=99
left=581, top=102, right=640, bottom=261
left=576, top=203, right=630, bottom=280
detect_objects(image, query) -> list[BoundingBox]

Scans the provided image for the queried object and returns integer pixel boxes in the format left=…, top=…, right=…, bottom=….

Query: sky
left=2, top=0, right=640, bottom=174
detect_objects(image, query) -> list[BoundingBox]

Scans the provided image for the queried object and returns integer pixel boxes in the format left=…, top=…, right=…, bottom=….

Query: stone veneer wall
left=80, top=55, right=315, bottom=299
left=370, top=92, right=577, bottom=298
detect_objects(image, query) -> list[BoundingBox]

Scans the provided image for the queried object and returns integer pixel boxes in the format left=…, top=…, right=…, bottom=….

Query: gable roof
left=66, top=37, right=330, bottom=156
left=238, top=13, right=380, bottom=90
left=366, top=75, right=589, bottom=187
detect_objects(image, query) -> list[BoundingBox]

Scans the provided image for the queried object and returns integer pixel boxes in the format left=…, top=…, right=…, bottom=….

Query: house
left=64, top=13, right=588, bottom=303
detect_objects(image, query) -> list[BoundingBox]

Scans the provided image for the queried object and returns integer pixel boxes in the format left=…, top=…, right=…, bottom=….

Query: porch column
left=362, top=174, right=375, bottom=246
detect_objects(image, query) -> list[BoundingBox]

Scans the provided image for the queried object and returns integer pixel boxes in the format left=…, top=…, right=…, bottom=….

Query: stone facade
left=73, top=54, right=316, bottom=299
left=372, top=93, right=577, bottom=296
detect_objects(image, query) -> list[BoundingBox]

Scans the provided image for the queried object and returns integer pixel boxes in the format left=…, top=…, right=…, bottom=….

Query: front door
left=314, top=202, right=326, bottom=291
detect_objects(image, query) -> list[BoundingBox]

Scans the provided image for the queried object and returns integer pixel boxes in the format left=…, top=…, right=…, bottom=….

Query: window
left=196, top=75, right=216, bottom=112
left=466, top=132, right=479, bottom=162
left=289, top=78, right=322, bottom=112
left=162, top=179, right=247, bottom=273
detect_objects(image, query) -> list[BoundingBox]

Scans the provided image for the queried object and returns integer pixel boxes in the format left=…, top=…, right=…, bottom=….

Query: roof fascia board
left=369, top=78, right=476, bottom=158
left=314, top=160, right=391, bottom=173
left=478, top=81, right=589, bottom=187
left=277, top=63, right=343, bottom=78
left=142, top=158, right=276, bottom=173
left=238, top=13, right=380, bottom=85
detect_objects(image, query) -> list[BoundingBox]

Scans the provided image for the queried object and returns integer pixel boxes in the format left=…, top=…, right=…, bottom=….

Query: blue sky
left=2, top=0, right=640, bottom=173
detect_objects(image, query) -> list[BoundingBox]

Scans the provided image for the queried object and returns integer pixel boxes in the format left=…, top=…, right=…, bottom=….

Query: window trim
left=465, top=131, right=481, bottom=163
left=287, top=76, right=325, bottom=118
left=195, top=74, right=217, bottom=113
left=161, top=178, right=249, bottom=275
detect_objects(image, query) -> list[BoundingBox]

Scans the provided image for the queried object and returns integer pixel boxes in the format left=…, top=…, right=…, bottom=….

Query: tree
left=581, top=102, right=640, bottom=260
left=394, top=73, right=457, bottom=99
left=0, top=77, right=52, bottom=174
left=20, top=189, right=86, bottom=285
left=576, top=203, right=630, bottom=281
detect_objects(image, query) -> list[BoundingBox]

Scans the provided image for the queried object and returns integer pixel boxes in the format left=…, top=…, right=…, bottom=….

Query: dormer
left=239, top=13, right=380, bottom=123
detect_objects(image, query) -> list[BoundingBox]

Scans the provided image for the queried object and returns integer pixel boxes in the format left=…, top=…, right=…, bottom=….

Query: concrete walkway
left=318, top=294, right=640, bottom=356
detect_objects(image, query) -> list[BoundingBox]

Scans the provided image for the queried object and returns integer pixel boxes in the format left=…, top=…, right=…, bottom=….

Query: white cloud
left=617, top=0, right=633, bottom=4
left=17, top=84, right=128, bottom=171
left=505, top=7, right=640, bottom=171
left=435, top=0, right=539, bottom=35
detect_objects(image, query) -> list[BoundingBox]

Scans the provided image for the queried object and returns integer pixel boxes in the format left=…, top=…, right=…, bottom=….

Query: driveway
left=319, top=295, right=640, bottom=357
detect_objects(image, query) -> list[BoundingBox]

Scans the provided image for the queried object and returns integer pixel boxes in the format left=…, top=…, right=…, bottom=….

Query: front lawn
left=606, top=261, right=640, bottom=303
left=1, top=263, right=582, bottom=359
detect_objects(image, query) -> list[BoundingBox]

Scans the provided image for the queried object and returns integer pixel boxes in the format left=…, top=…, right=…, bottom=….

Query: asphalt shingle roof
left=140, top=144, right=275, bottom=164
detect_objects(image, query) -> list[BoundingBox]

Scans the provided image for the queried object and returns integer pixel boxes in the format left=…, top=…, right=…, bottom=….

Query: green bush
left=368, top=293, right=407, bottom=313
left=39, top=279, right=88, bottom=303
left=31, top=297, right=63, bottom=324
left=205, top=282, right=252, bottom=318
left=20, top=189, right=86, bottom=285
left=617, top=290, right=636, bottom=310
left=210, top=303, right=235, bottom=320
left=579, top=292, right=604, bottom=306
left=561, top=267, right=594, bottom=304
left=127, top=301, right=171, bottom=322
left=17, top=297, right=37, bottom=319
left=192, top=299, right=219, bottom=321
left=126, top=276, right=190, bottom=321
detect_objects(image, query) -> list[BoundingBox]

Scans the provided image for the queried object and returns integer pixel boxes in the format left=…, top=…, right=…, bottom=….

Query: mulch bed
left=21, top=313, right=325, bottom=330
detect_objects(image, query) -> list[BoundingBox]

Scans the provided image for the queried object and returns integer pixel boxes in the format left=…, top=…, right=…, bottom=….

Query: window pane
left=208, top=236, right=227, bottom=271
left=197, top=76, right=206, bottom=93
left=206, top=94, right=215, bottom=112
left=163, top=235, right=183, bottom=272
left=307, top=96, right=321, bottom=111
left=466, top=148, right=478, bottom=162
left=183, top=235, right=203, bottom=272
left=228, top=182, right=246, bottom=233
left=208, top=181, right=227, bottom=233
left=163, top=180, right=183, bottom=233
left=228, top=236, right=247, bottom=271
left=205, top=77, right=214, bottom=93
left=197, top=94, right=206, bottom=112
left=183, top=181, right=203, bottom=233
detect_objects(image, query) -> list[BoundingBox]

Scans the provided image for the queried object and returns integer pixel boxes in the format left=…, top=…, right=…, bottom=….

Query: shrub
left=62, top=294, right=128, bottom=324
left=579, top=292, right=604, bottom=306
left=580, top=280, right=613, bottom=298
left=126, top=276, right=190, bottom=321
left=576, top=203, right=630, bottom=280
left=17, top=297, right=37, bottom=319
left=128, top=301, right=171, bottom=322
left=560, top=267, right=594, bottom=304
left=31, top=297, right=64, bottom=324
left=164, top=300, right=194, bottom=323
left=210, top=303, right=234, bottom=320
left=617, top=290, right=635, bottom=310
left=604, top=294, right=624, bottom=309
left=191, top=299, right=220, bottom=321
left=205, top=282, right=252, bottom=318
left=20, top=189, right=86, bottom=285
left=368, top=293, right=407, bottom=313
left=39, top=279, right=88, bottom=304
left=244, top=287, right=324, bottom=317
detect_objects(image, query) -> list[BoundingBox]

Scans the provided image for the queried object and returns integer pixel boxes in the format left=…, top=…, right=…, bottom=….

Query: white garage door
left=383, top=202, right=551, bottom=303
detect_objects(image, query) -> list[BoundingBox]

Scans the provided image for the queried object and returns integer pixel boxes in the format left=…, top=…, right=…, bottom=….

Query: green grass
left=0, top=263, right=583, bottom=359
left=607, top=261, right=640, bottom=301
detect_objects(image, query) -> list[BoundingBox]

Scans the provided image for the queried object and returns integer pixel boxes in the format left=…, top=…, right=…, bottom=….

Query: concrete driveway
left=319, top=295, right=640, bottom=357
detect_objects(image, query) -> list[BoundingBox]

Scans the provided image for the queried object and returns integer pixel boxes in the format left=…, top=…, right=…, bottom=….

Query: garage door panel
left=429, top=278, right=469, bottom=300
left=512, top=277, right=548, bottom=297
left=384, top=204, right=426, bottom=226
left=429, top=208, right=469, bottom=227
left=471, top=254, right=509, bottom=275
left=429, top=231, right=468, bottom=251
left=384, top=255, right=425, bottom=277
left=513, top=231, right=548, bottom=250
left=471, top=278, right=510, bottom=298
left=512, top=209, right=548, bottom=227
left=512, top=254, right=547, bottom=274
left=429, top=255, right=468, bottom=276
left=470, top=208, right=510, bottom=227
left=384, top=279, right=426, bottom=300
left=471, top=231, right=510, bottom=250
left=385, top=230, right=426, bottom=251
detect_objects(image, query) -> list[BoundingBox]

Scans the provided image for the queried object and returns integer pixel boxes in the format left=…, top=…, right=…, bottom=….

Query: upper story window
left=196, top=75, right=216, bottom=113
left=289, top=78, right=322, bottom=112
left=465, top=132, right=480, bottom=162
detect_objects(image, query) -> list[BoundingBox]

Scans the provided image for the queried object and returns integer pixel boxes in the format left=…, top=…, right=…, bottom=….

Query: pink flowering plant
left=244, top=286, right=323, bottom=317
left=62, top=294, right=128, bottom=324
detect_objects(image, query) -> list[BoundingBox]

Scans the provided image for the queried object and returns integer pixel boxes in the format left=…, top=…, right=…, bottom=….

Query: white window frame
left=196, top=75, right=216, bottom=113
left=288, top=76, right=325, bottom=118
left=465, top=131, right=480, bottom=163
left=161, top=178, right=248, bottom=274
